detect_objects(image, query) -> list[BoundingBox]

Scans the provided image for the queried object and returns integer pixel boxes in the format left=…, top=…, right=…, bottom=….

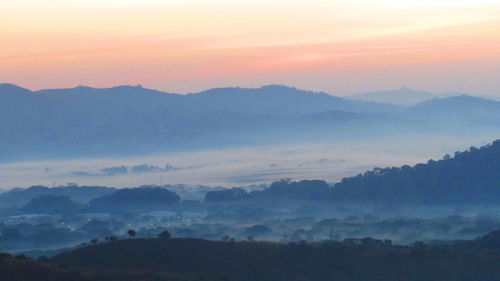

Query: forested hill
left=332, top=139, right=500, bottom=204
left=205, top=140, right=500, bottom=205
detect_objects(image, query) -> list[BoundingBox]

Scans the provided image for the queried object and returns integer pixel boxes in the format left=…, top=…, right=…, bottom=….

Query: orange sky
left=1, top=0, right=500, bottom=95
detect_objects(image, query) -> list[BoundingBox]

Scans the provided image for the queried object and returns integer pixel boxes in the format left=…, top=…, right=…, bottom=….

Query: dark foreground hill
left=0, top=252, right=210, bottom=281
left=47, top=231, right=500, bottom=281
left=0, top=253, right=88, bottom=281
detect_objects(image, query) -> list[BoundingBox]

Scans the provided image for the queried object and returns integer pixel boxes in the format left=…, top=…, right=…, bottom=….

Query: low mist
left=0, top=133, right=493, bottom=190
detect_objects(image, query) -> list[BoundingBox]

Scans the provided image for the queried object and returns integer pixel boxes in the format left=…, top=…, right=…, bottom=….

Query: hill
left=404, top=95, right=500, bottom=127
left=0, top=185, right=115, bottom=209
left=333, top=139, right=500, bottom=204
left=20, top=195, right=84, bottom=214
left=47, top=231, right=500, bottom=281
left=88, top=187, right=180, bottom=212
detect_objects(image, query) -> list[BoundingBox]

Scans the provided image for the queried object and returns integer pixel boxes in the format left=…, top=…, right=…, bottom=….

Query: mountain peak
left=0, top=83, right=31, bottom=91
left=0, top=83, right=34, bottom=96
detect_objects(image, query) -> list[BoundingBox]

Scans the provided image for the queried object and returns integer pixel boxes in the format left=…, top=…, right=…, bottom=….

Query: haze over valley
left=1, top=83, right=497, bottom=188
left=0, top=134, right=494, bottom=189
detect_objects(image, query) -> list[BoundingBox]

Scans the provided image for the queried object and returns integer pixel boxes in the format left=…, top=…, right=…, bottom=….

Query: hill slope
left=333, top=139, right=500, bottom=204
left=205, top=140, right=500, bottom=205
left=49, top=234, right=500, bottom=281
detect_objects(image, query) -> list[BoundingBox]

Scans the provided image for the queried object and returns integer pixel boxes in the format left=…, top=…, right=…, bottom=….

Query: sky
left=1, top=0, right=500, bottom=96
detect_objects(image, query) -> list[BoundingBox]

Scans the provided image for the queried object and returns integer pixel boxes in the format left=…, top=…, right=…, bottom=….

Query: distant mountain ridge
left=37, top=84, right=399, bottom=115
left=1, top=83, right=499, bottom=162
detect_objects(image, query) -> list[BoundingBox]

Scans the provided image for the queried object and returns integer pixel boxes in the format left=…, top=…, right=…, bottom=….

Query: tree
left=90, top=238, right=99, bottom=245
left=158, top=230, right=171, bottom=239
left=127, top=229, right=136, bottom=238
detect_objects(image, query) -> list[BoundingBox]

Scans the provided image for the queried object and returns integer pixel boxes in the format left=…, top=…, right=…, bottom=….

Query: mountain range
left=1, top=83, right=499, bottom=162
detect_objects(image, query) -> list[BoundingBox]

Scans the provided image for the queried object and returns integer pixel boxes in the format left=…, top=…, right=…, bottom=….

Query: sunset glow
left=1, top=0, right=500, bottom=95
